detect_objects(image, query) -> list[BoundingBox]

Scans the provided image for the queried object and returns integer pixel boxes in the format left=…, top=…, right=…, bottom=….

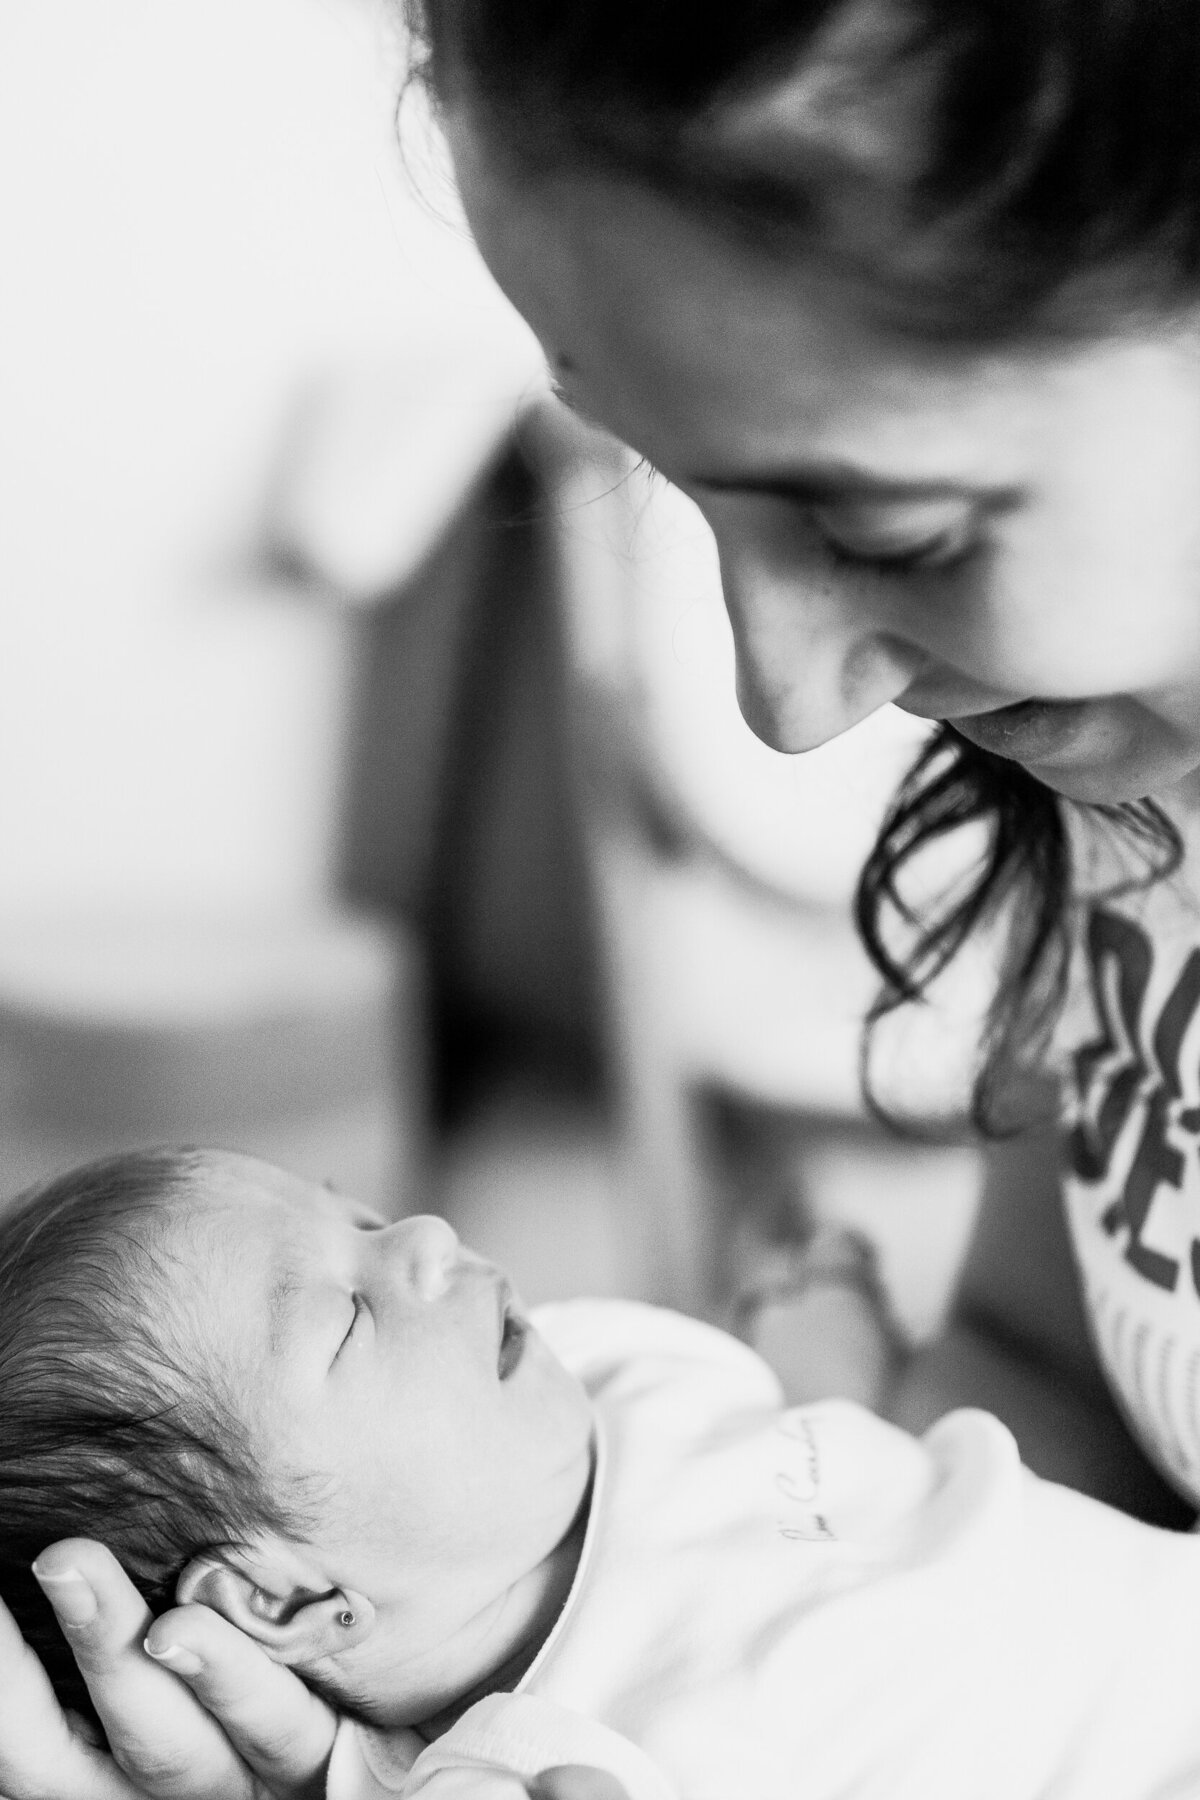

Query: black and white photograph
left=3, top=6, right=1200, bottom=1798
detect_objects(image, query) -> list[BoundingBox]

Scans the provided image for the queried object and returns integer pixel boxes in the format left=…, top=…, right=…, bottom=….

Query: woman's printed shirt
left=1060, top=819, right=1200, bottom=1508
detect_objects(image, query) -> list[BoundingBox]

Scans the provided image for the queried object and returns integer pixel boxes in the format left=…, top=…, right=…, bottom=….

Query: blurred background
left=0, top=0, right=988, bottom=1349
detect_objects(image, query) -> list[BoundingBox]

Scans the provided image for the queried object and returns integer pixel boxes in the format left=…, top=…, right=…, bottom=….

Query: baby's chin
left=519, top=1321, right=595, bottom=1445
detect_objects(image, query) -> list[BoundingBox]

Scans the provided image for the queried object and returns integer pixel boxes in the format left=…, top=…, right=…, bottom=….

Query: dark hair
left=854, top=726, right=1182, bottom=1134
left=404, top=0, right=1200, bottom=338
left=405, top=0, right=1199, bottom=1129
left=0, top=1149, right=309, bottom=1737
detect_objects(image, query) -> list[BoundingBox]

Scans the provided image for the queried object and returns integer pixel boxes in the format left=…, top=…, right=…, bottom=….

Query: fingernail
left=144, top=1640, right=203, bottom=1677
left=31, top=1563, right=97, bottom=1626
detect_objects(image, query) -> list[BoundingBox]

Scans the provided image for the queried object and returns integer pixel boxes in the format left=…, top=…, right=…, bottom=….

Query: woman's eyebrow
left=690, top=461, right=1021, bottom=507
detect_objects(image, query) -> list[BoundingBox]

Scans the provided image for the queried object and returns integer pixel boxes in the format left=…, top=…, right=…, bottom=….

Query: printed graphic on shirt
left=774, top=1410, right=832, bottom=1541
left=1064, top=904, right=1200, bottom=1500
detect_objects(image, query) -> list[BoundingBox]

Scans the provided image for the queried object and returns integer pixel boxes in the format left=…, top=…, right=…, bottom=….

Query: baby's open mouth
left=497, top=1286, right=528, bottom=1380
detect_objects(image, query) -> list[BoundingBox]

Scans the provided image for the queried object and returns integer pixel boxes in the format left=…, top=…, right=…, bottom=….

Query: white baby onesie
left=328, top=1299, right=1200, bottom=1800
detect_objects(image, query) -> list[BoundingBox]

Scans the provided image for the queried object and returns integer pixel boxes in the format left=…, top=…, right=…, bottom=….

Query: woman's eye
left=808, top=501, right=978, bottom=575
left=824, top=531, right=972, bottom=574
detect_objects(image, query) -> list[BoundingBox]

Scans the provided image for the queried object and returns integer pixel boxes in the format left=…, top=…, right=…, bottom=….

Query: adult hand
left=0, top=1539, right=336, bottom=1800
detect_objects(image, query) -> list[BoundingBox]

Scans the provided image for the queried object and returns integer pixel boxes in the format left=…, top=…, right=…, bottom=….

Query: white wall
left=0, top=0, right=536, bottom=918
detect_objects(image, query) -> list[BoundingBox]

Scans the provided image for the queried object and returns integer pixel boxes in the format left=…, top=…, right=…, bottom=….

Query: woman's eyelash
left=819, top=528, right=975, bottom=576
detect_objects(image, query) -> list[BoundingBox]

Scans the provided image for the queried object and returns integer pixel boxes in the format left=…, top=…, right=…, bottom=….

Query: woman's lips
left=943, top=697, right=1123, bottom=767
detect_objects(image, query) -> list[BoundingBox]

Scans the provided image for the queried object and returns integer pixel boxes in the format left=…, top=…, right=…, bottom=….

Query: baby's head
left=0, top=1149, right=593, bottom=1733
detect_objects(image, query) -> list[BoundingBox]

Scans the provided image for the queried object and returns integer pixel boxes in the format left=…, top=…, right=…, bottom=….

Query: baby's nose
left=397, top=1213, right=462, bottom=1300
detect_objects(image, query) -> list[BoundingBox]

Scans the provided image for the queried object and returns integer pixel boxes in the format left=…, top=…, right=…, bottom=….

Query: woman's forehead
left=458, top=145, right=1030, bottom=469
left=457, top=116, right=1200, bottom=513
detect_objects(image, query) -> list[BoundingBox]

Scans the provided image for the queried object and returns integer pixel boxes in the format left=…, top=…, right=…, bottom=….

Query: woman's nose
left=720, top=559, right=925, bottom=753
left=387, top=1213, right=462, bottom=1300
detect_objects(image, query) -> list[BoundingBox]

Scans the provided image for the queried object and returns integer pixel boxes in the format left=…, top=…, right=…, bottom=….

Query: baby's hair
left=0, top=1148, right=309, bottom=1736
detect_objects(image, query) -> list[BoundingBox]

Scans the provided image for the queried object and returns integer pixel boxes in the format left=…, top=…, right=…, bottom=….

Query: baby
left=6, top=1147, right=1200, bottom=1800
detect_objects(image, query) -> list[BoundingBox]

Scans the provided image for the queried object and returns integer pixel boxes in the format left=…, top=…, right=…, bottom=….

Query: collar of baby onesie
left=515, top=1408, right=607, bottom=1692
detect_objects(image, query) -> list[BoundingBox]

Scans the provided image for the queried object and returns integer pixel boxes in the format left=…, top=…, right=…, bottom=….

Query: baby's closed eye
left=335, top=1294, right=368, bottom=1361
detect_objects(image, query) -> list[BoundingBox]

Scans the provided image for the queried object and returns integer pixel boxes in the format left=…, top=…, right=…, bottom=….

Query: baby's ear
left=176, top=1545, right=374, bottom=1665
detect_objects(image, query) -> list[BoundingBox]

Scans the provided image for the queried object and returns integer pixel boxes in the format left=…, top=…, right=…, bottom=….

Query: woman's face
left=450, top=118, right=1200, bottom=806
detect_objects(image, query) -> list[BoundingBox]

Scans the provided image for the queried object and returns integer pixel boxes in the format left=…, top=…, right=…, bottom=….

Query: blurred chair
left=528, top=404, right=986, bottom=1328
left=268, top=351, right=602, bottom=1094
left=0, top=0, right=559, bottom=1227
left=0, top=336, right=544, bottom=1222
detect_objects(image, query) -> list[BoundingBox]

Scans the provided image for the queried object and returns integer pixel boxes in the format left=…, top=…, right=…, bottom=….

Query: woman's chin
left=1024, top=762, right=1158, bottom=805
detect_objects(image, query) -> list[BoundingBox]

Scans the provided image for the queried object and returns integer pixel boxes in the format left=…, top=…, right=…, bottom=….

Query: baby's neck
left=414, top=1495, right=590, bottom=1740
left=350, top=1466, right=593, bottom=1735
